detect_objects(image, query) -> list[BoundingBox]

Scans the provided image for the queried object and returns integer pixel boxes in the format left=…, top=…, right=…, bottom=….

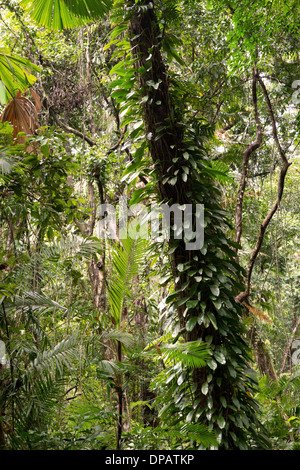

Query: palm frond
left=21, top=0, right=112, bottom=30
left=96, top=359, right=121, bottom=379
left=42, top=236, right=103, bottom=261
left=1, top=90, right=41, bottom=147
left=0, top=148, right=15, bottom=174
left=76, top=237, right=103, bottom=259
left=161, top=422, right=218, bottom=448
left=103, top=329, right=135, bottom=349
left=146, top=340, right=211, bottom=369
left=25, top=334, right=80, bottom=379
left=108, top=235, right=149, bottom=326
left=8, top=291, right=67, bottom=314
left=0, top=49, right=40, bottom=104
left=206, top=160, right=235, bottom=184
left=9, top=374, right=67, bottom=450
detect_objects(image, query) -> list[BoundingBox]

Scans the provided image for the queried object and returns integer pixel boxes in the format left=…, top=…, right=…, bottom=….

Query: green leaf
left=214, top=350, right=226, bottom=365
left=186, top=299, right=199, bottom=309
left=217, top=416, right=226, bottom=429
left=232, top=397, right=240, bottom=410
left=220, top=396, right=227, bottom=408
left=0, top=49, right=40, bottom=103
left=186, top=316, right=198, bottom=331
left=212, top=298, right=222, bottom=310
left=209, top=285, right=220, bottom=296
left=147, top=340, right=210, bottom=369
left=207, top=312, right=218, bottom=330
left=21, top=0, right=112, bottom=30
left=201, top=382, right=209, bottom=395
left=108, top=235, right=149, bottom=327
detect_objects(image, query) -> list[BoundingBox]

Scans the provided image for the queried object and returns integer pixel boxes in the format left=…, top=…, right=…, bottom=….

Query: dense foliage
left=0, top=0, right=299, bottom=451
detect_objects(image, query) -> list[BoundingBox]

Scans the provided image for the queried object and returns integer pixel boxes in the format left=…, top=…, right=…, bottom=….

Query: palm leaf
left=42, top=236, right=103, bottom=262
left=9, top=374, right=67, bottom=449
left=21, top=0, right=112, bottom=30
left=206, top=160, right=235, bottom=184
left=160, top=422, right=218, bottom=447
left=0, top=148, right=15, bottom=174
left=108, top=235, right=148, bottom=327
left=104, top=329, right=135, bottom=349
left=9, top=291, right=67, bottom=314
left=1, top=90, right=40, bottom=141
left=146, top=340, right=211, bottom=369
left=26, top=334, right=80, bottom=378
left=0, top=49, right=40, bottom=104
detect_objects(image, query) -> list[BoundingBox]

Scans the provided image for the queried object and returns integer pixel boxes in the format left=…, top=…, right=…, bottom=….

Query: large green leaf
left=21, top=0, right=112, bottom=30
left=145, top=340, right=211, bottom=369
left=108, top=235, right=148, bottom=327
left=0, top=49, right=40, bottom=104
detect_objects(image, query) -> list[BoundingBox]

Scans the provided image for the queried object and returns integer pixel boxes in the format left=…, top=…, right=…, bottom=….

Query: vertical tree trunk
left=249, top=326, right=278, bottom=382
left=86, top=28, right=96, bottom=138
left=116, top=339, right=122, bottom=450
left=126, top=1, right=264, bottom=449
left=0, top=362, right=6, bottom=450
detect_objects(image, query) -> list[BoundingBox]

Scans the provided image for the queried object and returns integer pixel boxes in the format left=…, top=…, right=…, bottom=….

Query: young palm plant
left=106, top=227, right=149, bottom=448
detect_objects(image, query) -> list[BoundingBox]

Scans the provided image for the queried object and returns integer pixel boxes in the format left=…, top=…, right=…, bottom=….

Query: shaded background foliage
left=0, top=0, right=299, bottom=450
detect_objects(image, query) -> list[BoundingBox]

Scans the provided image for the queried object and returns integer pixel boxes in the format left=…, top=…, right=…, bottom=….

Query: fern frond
left=26, top=334, right=80, bottom=379
left=146, top=340, right=211, bottom=369
left=108, top=235, right=149, bottom=326
left=0, top=149, right=15, bottom=174
left=163, top=422, right=218, bottom=447
left=10, top=291, right=66, bottom=314
left=206, top=160, right=235, bottom=184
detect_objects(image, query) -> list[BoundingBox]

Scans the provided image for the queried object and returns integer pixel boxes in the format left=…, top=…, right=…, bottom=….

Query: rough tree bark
left=77, top=181, right=106, bottom=314
left=127, top=1, right=262, bottom=449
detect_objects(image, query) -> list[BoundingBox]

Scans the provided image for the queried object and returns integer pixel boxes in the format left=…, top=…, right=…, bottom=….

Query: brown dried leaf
left=1, top=89, right=41, bottom=143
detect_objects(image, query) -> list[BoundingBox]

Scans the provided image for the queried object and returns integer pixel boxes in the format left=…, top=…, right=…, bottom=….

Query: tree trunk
left=127, top=1, right=263, bottom=449
left=249, top=326, right=277, bottom=382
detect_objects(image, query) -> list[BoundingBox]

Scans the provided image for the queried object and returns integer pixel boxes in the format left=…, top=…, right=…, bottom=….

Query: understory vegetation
left=0, top=0, right=299, bottom=451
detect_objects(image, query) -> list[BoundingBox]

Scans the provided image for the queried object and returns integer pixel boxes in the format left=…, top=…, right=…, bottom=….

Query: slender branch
left=52, top=113, right=96, bottom=147
left=256, top=74, right=289, bottom=166
left=116, top=339, right=123, bottom=450
left=235, top=73, right=291, bottom=304
left=234, top=68, right=263, bottom=250
left=52, top=111, right=129, bottom=156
